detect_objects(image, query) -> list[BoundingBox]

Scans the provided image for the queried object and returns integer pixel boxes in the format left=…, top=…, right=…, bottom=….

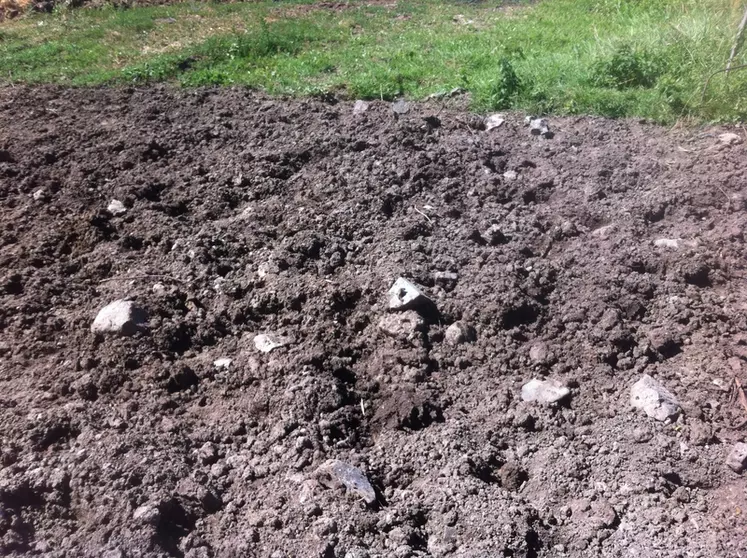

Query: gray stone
left=317, top=459, right=377, bottom=505
left=503, top=170, right=518, bottom=180
left=719, top=132, right=741, bottom=145
left=484, top=114, right=505, bottom=131
left=213, top=357, right=232, bottom=369
left=133, top=504, right=161, bottom=526
left=521, top=379, right=570, bottom=404
left=32, top=188, right=48, bottom=202
left=91, top=300, right=146, bottom=335
left=353, top=100, right=369, bottom=115
left=107, top=199, right=127, bottom=215
left=444, top=322, right=476, bottom=345
left=392, top=100, right=410, bottom=115
left=254, top=333, right=287, bottom=353
left=529, top=118, right=552, bottom=138
left=630, top=374, right=681, bottom=421
left=653, top=238, right=680, bottom=249
left=726, top=442, right=747, bottom=473
left=433, top=271, right=458, bottom=290
left=388, top=277, right=427, bottom=310
left=378, top=311, right=423, bottom=340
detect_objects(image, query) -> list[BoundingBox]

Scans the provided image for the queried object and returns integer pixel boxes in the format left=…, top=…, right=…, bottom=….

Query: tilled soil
left=0, top=86, right=746, bottom=558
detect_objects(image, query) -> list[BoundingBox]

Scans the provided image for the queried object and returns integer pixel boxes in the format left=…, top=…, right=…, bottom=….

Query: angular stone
left=353, top=100, right=369, bottom=115
left=521, top=379, right=570, bottom=404
left=317, top=459, right=377, bottom=505
left=91, top=300, right=146, bottom=335
left=387, top=277, right=427, bottom=311
left=484, top=114, right=505, bottom=131
left=254, top=334, right=287, bottom=353
left=653, top=238, right=680, bottom=249
left=726, top=442, right=747, bottom=473
left=392, top=100, right=410, bottom=115
left=378, top=311, right=423, bottom=340
left=213, top=358, right=233, bottom=369
left=630, top=374, right=680, bottom=421
left=719, top=132, right=741, bottom=145
left=107, top=199, right=127, bottom=215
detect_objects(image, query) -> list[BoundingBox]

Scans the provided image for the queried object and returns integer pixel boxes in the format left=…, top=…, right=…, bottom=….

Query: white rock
left=521, top=379, right=570, bottom=404
left=318, top=459, right=377, bottom=505
left=152, top=282, right=167, bottom=295
left=653, top=238, right=680, bottom=249
left=91, top=300, right=146, bottom=335
left=485, top=114, right=505, bottom=131
left=353, top=100, right=369, bottom=115
left=107, top=199, right=127, bottom=215
left=503, top=170, right=518, bottom=180
left=378, top=311, right=423, bottom=340
left=32, top=188, right=48, bottom=201
left=529, top=118, right=552, bottom=138
left=630, top=374, right=680, bottom=421
left=591, top=224, right=616, bottom=239
left=719, top=132, right=741, bottom=145
left=254, top=333, right=287, bottom=353
left=726, top=442, right=747, bottom=473
left=387, top=277, right=427, bottom=310
left=133, top=504, right=160, bottom=526
left=214, top=358, right=233, bottom=369
left=444, top=322, right=477, bottom=345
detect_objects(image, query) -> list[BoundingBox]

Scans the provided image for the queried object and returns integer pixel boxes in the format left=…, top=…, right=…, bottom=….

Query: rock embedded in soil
left=316, top=459, right=377, bottom=506
left=444, top=322, right=477, bottom=346
left=253, top=334, right=288, bottom=353
left=484, top=114, right=505, bottom=131
left=378, top=311, right=424, bottom=340
left=521, top=379, right=570, bottom=404
left=630, top=374, right=681, bottom=422
left=91, top=300, right=146, bottom=335
left=528, top=117, right=552, bottom=138
left=107, top=199, right=127, bottom=215
left=213, top=358, right=232, bottom=369
left=392, top=100, right=410, bottom=116
left=353, top=100, right=369, bottom=115
left=133, top=504, right=161, bottom=526
left=387, top=277, right=428, bottom=311
left=653, top=238, right=680, bottom=249
left=726, top=442, right=747, bottom=473
left=719, top=132, right=741, bottom=145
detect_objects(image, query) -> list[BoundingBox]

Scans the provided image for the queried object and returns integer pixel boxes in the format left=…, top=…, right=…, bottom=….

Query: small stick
left=413, top=206, right=433, bottom=223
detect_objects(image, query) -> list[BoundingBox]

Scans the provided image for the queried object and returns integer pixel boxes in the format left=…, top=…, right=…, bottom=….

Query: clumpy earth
left=0, top=86, right=746, bottom=558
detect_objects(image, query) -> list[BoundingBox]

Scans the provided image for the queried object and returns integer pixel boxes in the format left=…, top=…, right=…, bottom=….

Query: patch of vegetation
left=1, top=0, right=746, bottom=122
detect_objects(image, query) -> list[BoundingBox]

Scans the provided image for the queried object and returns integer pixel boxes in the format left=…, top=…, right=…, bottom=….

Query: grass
left=1, top=0, right=747, bottom=122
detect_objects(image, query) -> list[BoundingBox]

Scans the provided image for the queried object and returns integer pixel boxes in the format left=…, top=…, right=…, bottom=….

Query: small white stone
left=91, top=300, right=146, bottom=335
left=107, top=199, right=127, bottom=215
left=503, top=170, right=518, bottom=180
left=387, top=277, right=427, bottom=311
left=152, top=283, right=166, bottom=295
left=653, top=238, right=680, bottom=249
left=254, top=333, right=287, bottom=353
left=719, top=132, right=741, bottom=145
left=521, top=379, right=570, bottom=404
left=32, top=188, right=48, bottom=201
left=444, top=322, right=476, bottom=345
left=630, top=374, right=680, bottom=421
left=485, top=114, right=505, bottom=131
left=214, top=358, right=233, bottom=369
left=353, top=100, right=369, bottom=115
left=133, top=504, right=160, bottom=526
left=726, top=442, right=747, bottom=473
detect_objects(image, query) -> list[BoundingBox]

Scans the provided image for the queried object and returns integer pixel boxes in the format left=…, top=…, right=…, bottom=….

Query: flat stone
left=318, top=459, right=377, bottom=505
left=726, top=442, right=747, bottom=473
left=529, top=118, right=552, bottom=138
left=653, top=238, right=680, bottom=249
left=91, top=300, right=146, bottom=335
left=213, top=358, right=233, bottom=369
left=444, top=322, right=477, bottom=345
left=353, top=100, right=369, bottom=115
left=503, top=170, right=518, bottom=180
left=484, top=114, right=505, bottom=131
left=378, top=311, right=424, bottom=340
left=107, top=199, right=127, bottom=215
left=630, top=374, right=681, bottom=421
left=433, top=271, right=458, bottom=290
left=254, top=334, right=287, bottom=353
left=521, top=379, right=570, bottom=404
left=133, top=504, right=160, bottom=526
left=392, top=100, right=410, bottom=115
left=719, top=132, right=741, bottom=145
left=32, top=188, right=48, bottom=202
left=387, top=277, right=427, bottom=311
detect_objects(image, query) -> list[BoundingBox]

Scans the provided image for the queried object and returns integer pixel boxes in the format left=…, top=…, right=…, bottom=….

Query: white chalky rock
left=213, top=358, right=233, bottom=369
left=485, top=114, right=505, bottom=131
left=353, top=100, right=369, bottom=115
left=654, top=238, right=680, bottom=249
left=254, top=333, right=287, bottom=353
left=91, top=300, right=145, bottom=335
left=503, top=170, right=518, bottom=180
left=387, top=277, right=427, bottom=310
left=719, top=132, right=741, bottom=145
left=444, top=322, right=477, bottom=345
left=133, top=504, right=161, bottom=526
left=630, top=374, right=681, bottom=421
left=726, top=442, right=747, bottom=473
left=32, top=189, right=48, bottom=201
left=521, top=379, right=570, bottom=404
left=107, top=199, right=127, bottom=215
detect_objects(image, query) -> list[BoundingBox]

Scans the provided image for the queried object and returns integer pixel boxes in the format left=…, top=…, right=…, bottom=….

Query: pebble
left=503, top=170, right=518, bottom=180
left=378, top=311, right=424, bottom=340
left=32, top=188, right=48, bottom=202
left=630, top=374, right=681, bottom=421
left=254, top=333, right=287, bottom=353
left=107, top=199, right=127, bottom=215
left=392, top=100, right=410, bottom=115
left=653, top=238, right=680, bottom=249
left=482, top=224, right=506, bottom=245
left=444, top=322, right=477, bottom=345
left=91, top=300, right=146, bottom=335
left=213, top=358, right=232, bottom=369
left=719, top=132, right=741, bottom=145
left=133, top=504, right=161, bottom=526
left=317, top=459, right=377, bottom=505
left=353, top=100, right=369, bottom=115
left=521, top=379, right=570, bottom=404
left=528, top=117, right=553, bottom=138
left=484, top=114, right=505, bottom=131
left=726, top=442, right=747, bottom=473
left=433, top=271, right=458, bottom=290
left=387, top=277, right=428, bottom=311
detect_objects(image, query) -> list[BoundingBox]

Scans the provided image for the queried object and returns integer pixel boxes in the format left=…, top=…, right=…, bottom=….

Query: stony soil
left=1, top=86, right=746, bottom=558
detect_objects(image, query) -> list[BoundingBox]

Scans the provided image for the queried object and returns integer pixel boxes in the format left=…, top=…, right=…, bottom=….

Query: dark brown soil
left=1, top=86, right=746, bottom=558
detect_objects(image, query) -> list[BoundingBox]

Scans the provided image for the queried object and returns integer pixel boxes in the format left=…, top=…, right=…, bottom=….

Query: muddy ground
left=0, top=86, right=746, bottom=557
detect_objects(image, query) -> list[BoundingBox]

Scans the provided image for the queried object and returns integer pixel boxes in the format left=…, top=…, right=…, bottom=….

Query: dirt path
left=0, top=86, right=746, bottom=557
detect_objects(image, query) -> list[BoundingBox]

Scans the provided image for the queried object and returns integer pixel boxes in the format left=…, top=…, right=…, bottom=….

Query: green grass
left=1, top=0, right=747, bottom=122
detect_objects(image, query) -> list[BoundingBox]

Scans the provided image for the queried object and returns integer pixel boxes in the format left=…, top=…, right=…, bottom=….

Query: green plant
left=590, top=43, right=662, bottom=89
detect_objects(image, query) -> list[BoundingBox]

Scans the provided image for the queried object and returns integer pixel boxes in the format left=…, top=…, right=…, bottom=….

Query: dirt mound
left=0, top=86, right=746, bottom=557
